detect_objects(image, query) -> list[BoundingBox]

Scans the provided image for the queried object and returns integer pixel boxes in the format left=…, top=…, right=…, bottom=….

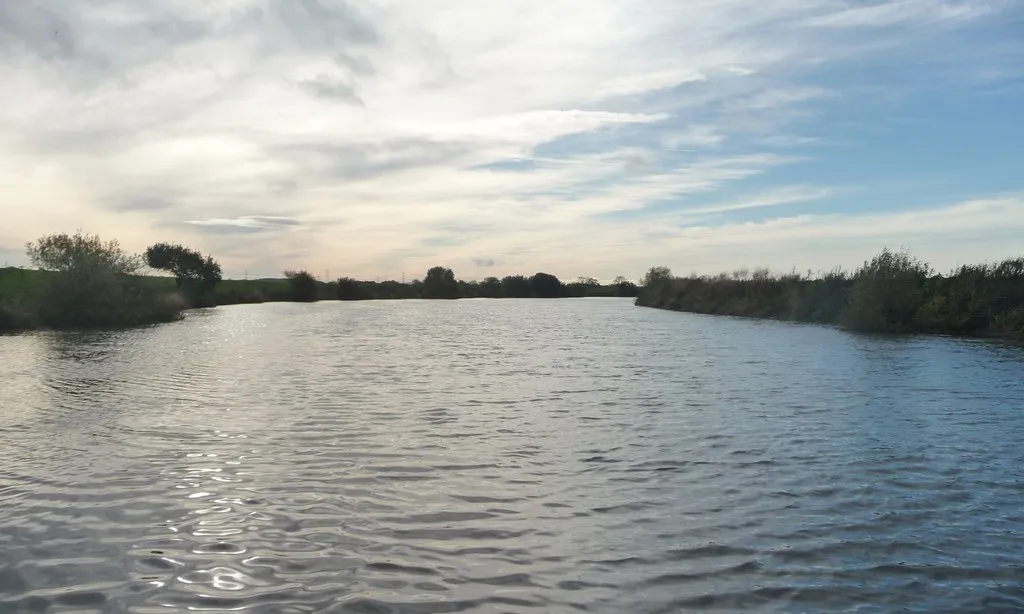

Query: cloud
left=110, top=195, right=177, bottom=213
left=732, top=87, right=835, bottom=111
left=803, top=0, right=997, bottom=28
left=183, top=216, right=302, bottom=235
left=594, top=69, right=707, bottom=99
left=0, top=0, right=1019, bottom=280
left=661, top=125, right=726, bottom=150
left=296, top=74, right=363, bottom=105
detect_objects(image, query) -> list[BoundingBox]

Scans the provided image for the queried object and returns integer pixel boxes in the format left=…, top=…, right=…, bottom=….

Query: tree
left=336, top=277, right=367, bottom=300
left=145, top=243, right=222, bottom=304
left=27, top=231, right=141, bottom=275
left=614, top=276, right=639, bottom=297
left=479, top=276, right=501, bottom=298
left=530, top=272, right=564, bottom=298
left=285, top=270, right=319, bottom=302
left=24, top=231, right=181, bottom=327
left=842, top=248, right=930, bottom=333
left=500, top=275, right=533, bottom=298
left=423, top=266, right=460, bottom=299
left=642, top=266, right=673, bottom=288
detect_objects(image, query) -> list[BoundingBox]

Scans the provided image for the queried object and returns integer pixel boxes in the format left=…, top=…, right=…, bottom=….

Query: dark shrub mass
left=145, top=242, right=222, bottom=307
left=423, top=266, right=460, bottom=299
left=285, top=270, right=319, bottom=302
left=635, top=248, right=1024, bottom=338
left=20, top=232, right=185, bottom=330
left=530, top=272, right=564, bottom=298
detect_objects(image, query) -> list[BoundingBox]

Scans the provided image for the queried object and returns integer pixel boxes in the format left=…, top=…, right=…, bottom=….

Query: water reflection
left=1, top=300, right=1024, bottom=613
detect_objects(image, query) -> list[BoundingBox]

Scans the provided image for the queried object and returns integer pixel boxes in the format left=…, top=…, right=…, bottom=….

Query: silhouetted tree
left=29, top=231, right=141, bottom=275
left=423, top=266, right=460, bottom=299
left=530, top=272, right=564, bottom=298
left=336, top=277, right=368, bottom=300
left=614, top=276, right=639, bottom=297
left=479, top=276, right=501, bottom=298
left=842, top=248, right=930, bottom=332
left=25, top=231, right=181, bottom=327
left=500, top=275, right=533, bottom=298
left=566, top=276, right=600, bottom=297
left=643, top=266, right=673, bottom=288
left=285, top=270, right=319, bottom=302
left=145, top=242, right=222, bottom=304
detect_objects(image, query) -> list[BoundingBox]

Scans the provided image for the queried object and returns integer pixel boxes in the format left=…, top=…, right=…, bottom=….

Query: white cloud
left=804, top=0, right=998, bottom=28
left=661, top=125, right=726, bottom=149
left=0, top=0, right=1018, bottom=280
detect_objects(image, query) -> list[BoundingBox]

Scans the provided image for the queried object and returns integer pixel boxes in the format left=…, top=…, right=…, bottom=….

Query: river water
left=1, top=298, right=1023, bottom=613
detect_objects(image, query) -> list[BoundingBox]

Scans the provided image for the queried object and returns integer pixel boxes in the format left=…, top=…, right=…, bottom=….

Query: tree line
left=636, top=248, right=1024, bottom=337
left=0, top=231, right=638, bottom=331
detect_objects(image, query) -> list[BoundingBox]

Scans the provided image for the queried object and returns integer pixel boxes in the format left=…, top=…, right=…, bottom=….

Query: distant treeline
left=0, top=231, right=638, bottom=332
left=636, top=248, right=1024, bottom=338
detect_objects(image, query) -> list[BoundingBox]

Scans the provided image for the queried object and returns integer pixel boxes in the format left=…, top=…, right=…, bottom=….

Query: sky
left=1, top=1, right=1022, bottom=282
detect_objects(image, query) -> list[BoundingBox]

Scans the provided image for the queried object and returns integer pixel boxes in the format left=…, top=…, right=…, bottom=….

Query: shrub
left=145, top=242, right=222, bottom=306
left=284, top=270, right=319, bottom=302
left=842, top=248, right=930, bottom=333
left=25, top=231, right=185, bottom=328
left=337, top=277, right=369, bottom=300
left=423, top=266, right=460, bottom=299
left=0, top=302, right=37, bottom=333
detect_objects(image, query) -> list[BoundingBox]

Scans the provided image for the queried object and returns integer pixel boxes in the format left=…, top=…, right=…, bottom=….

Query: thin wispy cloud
left=0, top=0, right=1020, bottom=279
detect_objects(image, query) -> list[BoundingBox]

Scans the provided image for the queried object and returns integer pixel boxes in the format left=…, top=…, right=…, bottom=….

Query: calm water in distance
left=2, top=298, right=1024, bottom=613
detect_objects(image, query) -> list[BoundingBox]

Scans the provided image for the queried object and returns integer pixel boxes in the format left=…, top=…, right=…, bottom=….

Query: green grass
left=0, top=267, right=50, bottom=302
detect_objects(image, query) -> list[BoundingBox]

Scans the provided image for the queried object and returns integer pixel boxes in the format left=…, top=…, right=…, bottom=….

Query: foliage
left=635, top=248, right=1024, bottom=338
left=284, top=270, right=319, bottom=302
left=145, top=242, right=222, bottom=305
left=479, top=276, right=502, bottom=298
left=643, top=266, right=673, bottom=288
left=500, top=275, right=533, bottom=298
left=27, top=231, right=141, bottom=275
left=614, top=276, right=640, bottom=297
left=337, top=277, right=368, bottom=300
left=530, top=272, right=564, bottom=298
left=916, top=257, right=1024, bottom=334
left=842, top=248, right=931, bottom=333
left=0, top=302, right=37, bottom=333
left=20, top=232, right=184, bottom=329
left=423, top=266, right=460, bottom=299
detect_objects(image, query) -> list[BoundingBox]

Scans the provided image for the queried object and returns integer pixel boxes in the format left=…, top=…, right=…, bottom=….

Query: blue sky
left=0, top=0, right=1022, bottom=280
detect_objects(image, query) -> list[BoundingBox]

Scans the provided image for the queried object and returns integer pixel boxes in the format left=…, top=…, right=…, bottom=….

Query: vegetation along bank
left=636, top=249, right=1024, bottom=337
left=0, top=232, right=639, bottom=333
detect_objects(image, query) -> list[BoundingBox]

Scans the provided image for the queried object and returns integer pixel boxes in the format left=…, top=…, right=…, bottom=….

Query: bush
left=842, top=248, right=930, bottom=333
left=25, top=231, right=185, bottom=329
left=530, top=272, right=564, bottom=298
left=423, top=266, right=460, bottom=299
left=0, top=302, right=37, bottom=333
left=632, top=248, right=1024, bottom=338
left=284, top=270, right=319, bottom=302
left=337, top=277, right=369, bottom=300
left=145, top=242, right=222, bottom=306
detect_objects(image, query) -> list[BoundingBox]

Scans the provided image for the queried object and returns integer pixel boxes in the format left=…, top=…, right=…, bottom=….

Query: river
left=1, top=298, right=1023, bottom=613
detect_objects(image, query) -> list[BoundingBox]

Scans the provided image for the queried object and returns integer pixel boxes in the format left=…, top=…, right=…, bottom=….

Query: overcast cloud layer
left=1, top=1, right=1022, bottom=280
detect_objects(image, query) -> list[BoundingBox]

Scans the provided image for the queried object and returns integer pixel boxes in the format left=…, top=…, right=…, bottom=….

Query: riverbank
left=0, top=267, right=638, bottom=333
left=636, top=249, right=1024, bottom=338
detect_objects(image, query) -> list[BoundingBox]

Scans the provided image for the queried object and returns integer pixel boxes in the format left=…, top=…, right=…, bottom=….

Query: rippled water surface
left=2, top=299, right=1024, bottom=613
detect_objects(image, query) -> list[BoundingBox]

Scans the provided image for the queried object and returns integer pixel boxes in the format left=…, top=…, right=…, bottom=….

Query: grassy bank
left=636, top=249, right=1024, bottom=338
left=0, top=267, right=185, bottom=333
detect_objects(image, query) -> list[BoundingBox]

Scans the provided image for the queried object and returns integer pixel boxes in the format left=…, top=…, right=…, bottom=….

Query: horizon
left=1, top=1, right=1022, bottom=281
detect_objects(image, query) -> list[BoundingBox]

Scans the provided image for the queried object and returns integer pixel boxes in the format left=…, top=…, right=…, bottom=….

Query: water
left=2, top=299, right=1024, bottom=613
